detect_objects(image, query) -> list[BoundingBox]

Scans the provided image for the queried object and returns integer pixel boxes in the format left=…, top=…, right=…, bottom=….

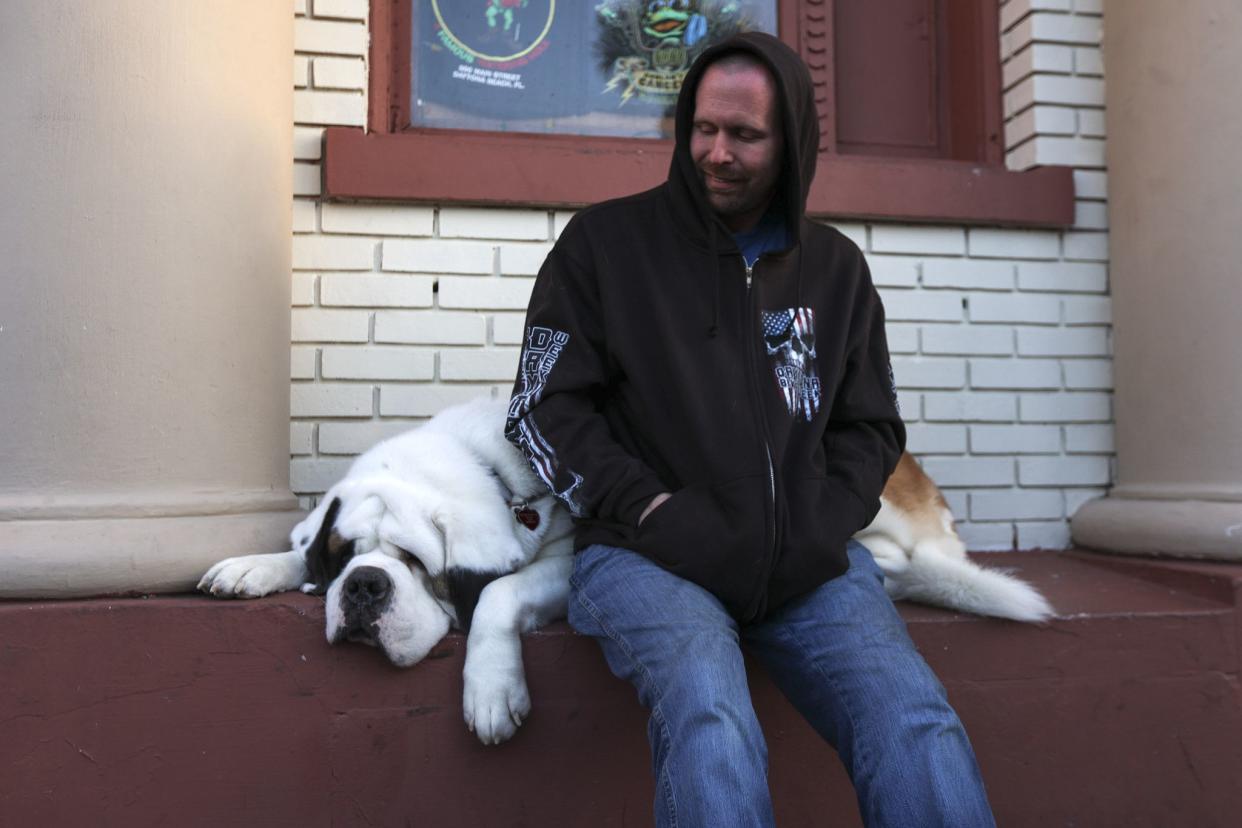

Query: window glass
left=411, top=1, right=778, bottom=139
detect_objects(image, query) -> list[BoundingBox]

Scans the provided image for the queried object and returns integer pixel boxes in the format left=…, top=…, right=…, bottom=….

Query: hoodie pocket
left=767, top=476, right=863, bottom=608
left=783, top=476, right=863, bottom=548
left=633, top=475, right=770, bottom=615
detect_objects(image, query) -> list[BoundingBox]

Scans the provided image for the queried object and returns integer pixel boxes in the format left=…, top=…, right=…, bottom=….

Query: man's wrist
left=638, top=492, right=672, bottom=526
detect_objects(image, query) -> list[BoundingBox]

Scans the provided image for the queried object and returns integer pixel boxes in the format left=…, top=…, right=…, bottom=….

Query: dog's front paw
left=198, top=552, right=304, bottom=598
left=462, top=658, right=530, bottom=746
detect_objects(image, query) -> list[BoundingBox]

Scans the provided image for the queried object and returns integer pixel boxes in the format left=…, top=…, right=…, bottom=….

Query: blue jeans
left=568, top=541, right=996, bottom=828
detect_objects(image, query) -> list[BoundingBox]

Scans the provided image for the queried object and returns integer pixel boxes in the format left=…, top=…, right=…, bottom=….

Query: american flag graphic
left=761, top=307, right=821, bottom=421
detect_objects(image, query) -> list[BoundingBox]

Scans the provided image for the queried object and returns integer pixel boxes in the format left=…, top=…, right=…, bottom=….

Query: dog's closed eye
left=397, top=546, right=429, bottom=573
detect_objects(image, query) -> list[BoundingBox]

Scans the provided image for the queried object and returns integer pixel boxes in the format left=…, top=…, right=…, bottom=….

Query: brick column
left=0, top=0, right=302, bottom=596
left=1072, top=0, right=1242, bottom=559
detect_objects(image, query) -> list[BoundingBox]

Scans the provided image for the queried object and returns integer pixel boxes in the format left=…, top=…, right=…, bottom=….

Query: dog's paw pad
left=463, top=672, right=530, bottom=746
left=198, top=555, right=296, bottom=599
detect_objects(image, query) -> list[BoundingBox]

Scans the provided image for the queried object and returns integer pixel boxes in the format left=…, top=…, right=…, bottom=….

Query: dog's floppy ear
left=304, top=497, right=355, bottom=595
left=426, top=508, right=504, bottom=632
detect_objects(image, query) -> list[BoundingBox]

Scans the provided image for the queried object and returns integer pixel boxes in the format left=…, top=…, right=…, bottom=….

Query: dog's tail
left=884, top=540, right=1054, bottom=623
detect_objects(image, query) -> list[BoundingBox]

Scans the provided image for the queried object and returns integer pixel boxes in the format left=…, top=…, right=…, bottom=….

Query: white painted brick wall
left=290, top=346, right=317, bottom=380
left=972, top=489, right=1064, bottom=521
left=439, top=348, right=521, bottom=382
left=892, top=357, right=967, bottom=389
left=871, top=226, right=966, bottom=256
left=922, top=260, right=1015, bottom=291
left=921, top=326, right=1014, bottom=356
left=970, top=359, right=1061, bottom=390
left=321, top=347, right=435, bottom=381
left=319, top=421, right=414, bottom=455
left=439, top=208, right=550, bottom=241
left=968, top=229, right=1060, bottom=260
left=492, top=313, right=528, bottom=345
left=1019, top=392, right=1111, bottom=422
left=293, top=236, right=375, bottom=270
left=290, top=309, right=369, bottom=343
left=880, top=291, right=964, bottom=322
left=885, top=323, right=919, bottom=354
left=292, top=162, right=321, bottom=197
left=438, top=277, right=535, bottom=310
left=290, top=422, right=314, bottom=456
left=290, top=383, right=372, bottom=417
left=378, top=384, right=504, bottom=418
left=499, top=243, right=555, bottom=276
left=1016, top=327, right=1109, bottom=357
left=381, top=240, right=496, bottom=274
left=292, top=200, right=316, bottom=233
left=293, top=90, right=365, bottom=127
left=293, top=19, right=367, bottom=56
left=321, top=204, right=434, bottom=236
left=867, top=256, right=921, bottom=288
left=320, top=274, right=434, bottom=308
left=374, top=311, right=487, bottom=345
left=293, top=56, right=309, bottom=89
left=1018, top=456, right=1110, bottom=486
left=312, top=0, right=367, bottom=22
left=1063, top=359, right=1112, bottom=389
left=905, top=424, right=968, bottom=455
left=283, top=1, right=1115, bottom=551
left=921, top=457, right=1016, bottom=488
left=1065, top=425, right=1114, bottom=453
left=924, top=392, right=1018, bottom=423
left=1016, top=520, right=1073, bottom=550
left=293, top=127, right=323, bottom=161
left=291, top=273, right=316, bottom=305
left=968, top=293, right=1061, bottom=324
left=969, top=425, right=1062, bottom=455
left=1018, top=261, right=1107, bottom=292
left=312, top=57, right=365, bottom=90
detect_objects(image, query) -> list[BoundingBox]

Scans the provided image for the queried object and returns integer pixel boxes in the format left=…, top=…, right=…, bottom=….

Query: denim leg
left=569, top=544, right=774, bottom=828
left=744, top=541, right=996, bottom=828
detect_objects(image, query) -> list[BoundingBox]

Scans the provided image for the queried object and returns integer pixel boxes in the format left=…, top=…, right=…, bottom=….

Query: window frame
left=322, top=0, right=1074, bottom=227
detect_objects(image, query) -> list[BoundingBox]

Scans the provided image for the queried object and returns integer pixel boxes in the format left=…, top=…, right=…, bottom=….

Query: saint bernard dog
left=199, top=397, right=1051, bottom=745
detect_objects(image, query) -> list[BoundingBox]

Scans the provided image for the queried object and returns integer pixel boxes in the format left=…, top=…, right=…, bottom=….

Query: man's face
left=689, top=61, right=783, bottom=233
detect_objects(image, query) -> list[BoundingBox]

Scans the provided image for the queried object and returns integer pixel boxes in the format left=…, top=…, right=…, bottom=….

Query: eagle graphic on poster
left=594, top=1, right=757, bottom=106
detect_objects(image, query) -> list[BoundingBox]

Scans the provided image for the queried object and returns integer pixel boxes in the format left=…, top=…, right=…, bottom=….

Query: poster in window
left=412, top=1, right=777, bottom=139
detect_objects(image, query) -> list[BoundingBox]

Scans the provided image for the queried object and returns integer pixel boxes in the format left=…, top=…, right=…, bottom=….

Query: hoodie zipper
left=746, top=261, right=776, bottom=504
left=744, top=255, right=778, bottom=621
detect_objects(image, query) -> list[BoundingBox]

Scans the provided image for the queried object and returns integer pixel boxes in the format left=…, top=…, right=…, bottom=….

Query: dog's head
left=289, top=480, right=563, bottom=669
left=287, top=486, right=453, bottom=668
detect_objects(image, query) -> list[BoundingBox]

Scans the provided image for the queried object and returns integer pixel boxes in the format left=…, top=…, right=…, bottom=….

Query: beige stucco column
left=1072, top=0, right=1242, bottom=559
left=0, top=1, right=302, bottom=596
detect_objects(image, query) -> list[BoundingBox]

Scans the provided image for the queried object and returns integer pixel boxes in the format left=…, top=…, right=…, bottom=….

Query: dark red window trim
left=323, top=0, right=1074, bottom=228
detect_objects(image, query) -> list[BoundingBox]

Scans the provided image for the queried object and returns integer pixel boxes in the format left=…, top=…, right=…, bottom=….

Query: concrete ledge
left=2, top=551, right=1240, bottom=826
left=1072, top=495, right=1242, bottom=560
left=0, top=508, right=303, bottom=598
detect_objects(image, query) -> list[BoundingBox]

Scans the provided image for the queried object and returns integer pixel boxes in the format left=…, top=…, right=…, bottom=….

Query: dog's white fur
left=201, top=398, right=574, bottom=744
left=858, top=452, right=1054, bottom=623
left=200, top=397, right=1052, bottom=744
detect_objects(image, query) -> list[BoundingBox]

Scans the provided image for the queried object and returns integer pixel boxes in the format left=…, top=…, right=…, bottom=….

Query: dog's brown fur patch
left=882, top=452, right=953, bottom=535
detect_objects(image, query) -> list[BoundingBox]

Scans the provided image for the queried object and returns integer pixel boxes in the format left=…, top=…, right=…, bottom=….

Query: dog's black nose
left=343, top=566, right=392, bottom=608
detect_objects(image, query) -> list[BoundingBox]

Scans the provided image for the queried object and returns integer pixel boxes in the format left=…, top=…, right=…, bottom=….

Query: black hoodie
left=506, top=32, right=905, bottom=621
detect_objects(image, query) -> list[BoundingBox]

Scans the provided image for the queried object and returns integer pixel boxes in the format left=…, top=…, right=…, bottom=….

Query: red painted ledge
left=321, top=127, right=1076, bottom=228
left=2, top=551, right=1240, bottom=826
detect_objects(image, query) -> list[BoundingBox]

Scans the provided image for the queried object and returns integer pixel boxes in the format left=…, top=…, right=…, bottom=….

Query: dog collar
left=489, top=470, right=541, bottom=531
left=513, top=503, right=540, bottom=530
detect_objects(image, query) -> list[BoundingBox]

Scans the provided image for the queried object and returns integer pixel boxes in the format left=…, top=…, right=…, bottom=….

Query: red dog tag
left=514, top=507, right=540, bottom=530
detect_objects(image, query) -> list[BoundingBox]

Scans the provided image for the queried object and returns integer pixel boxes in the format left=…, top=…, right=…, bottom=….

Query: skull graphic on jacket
left=762, top=307, right=822, bottom=421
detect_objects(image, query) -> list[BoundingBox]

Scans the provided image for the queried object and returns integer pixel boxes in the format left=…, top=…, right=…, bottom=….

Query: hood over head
left=670, top=31, right=820, bottom=246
